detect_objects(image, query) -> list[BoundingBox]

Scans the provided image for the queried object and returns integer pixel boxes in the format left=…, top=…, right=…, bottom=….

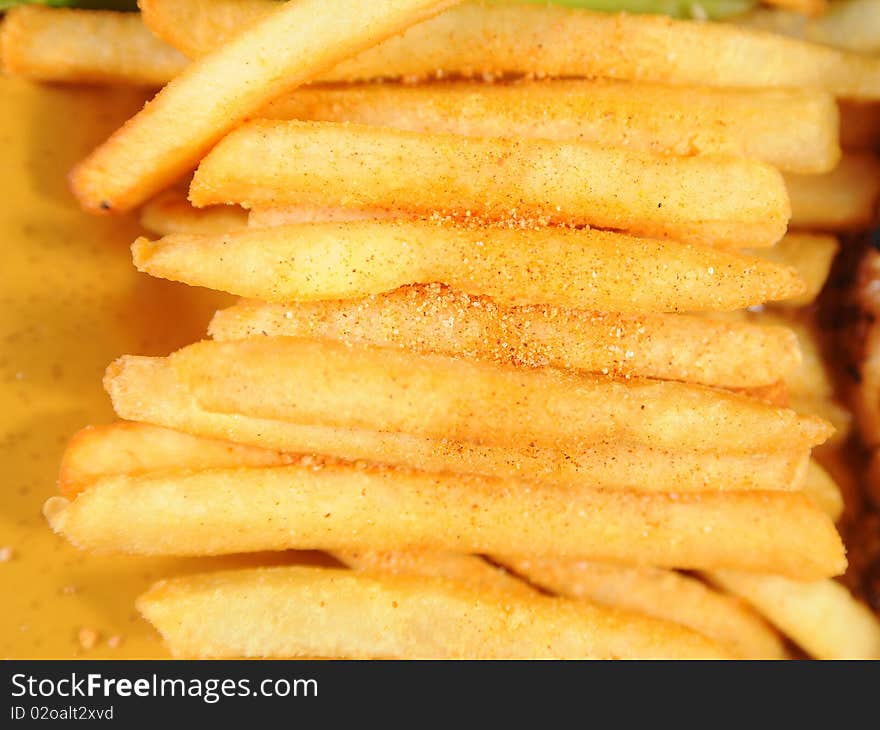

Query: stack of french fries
left=5, top=0, right=880, bottom=659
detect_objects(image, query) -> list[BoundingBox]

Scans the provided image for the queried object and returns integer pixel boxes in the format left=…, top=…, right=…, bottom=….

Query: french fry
left=141, top=0, right=880, bottom=99
left=0, top=6, right=187, bottom=86
left=248, top=206, right=382, bottom=228
left=706, top=571, right=880, bottom=659
left=165, top=337, right=831, bottom=453
left=58, top=422, right=294, bottom=498
left=335, top=551, right=533, bottom=597
left=106, top=356, right=812, bottom=494
left=260, top=81, right=839, bottom=174
left=502, top=558, right=786, bottom=660
left=774, top=312, right=853, bottom=443
left=44, top=460, right=845, bottom=578
left=782, top=311, right=851, bottom=442
left=53, top=415, right=777, bottom=652
left=802, top=460, right=845, bottom=522
left=136, top=566, right=729, bottom=659
left=839, top=101, right=880, bottom=151
left=792, top=396, right=851, bottom=445
left=69, top=0, right=460, bottom=213
left=732, top=381, right=789, bottom=408
left=747, top=233, right=838, bottom=307
left=786, top=153, right=880, bottom=231
left=134, top=221, right=804, bottom=313
left=140, top=189, right=247, bottom=237
left=715, top=308, right=852, bottom=443
left=190, top=120, right=790, bottom=249
left=771, top=313, right=834, bottom=400
left=55, top=424, right=540, bottom=597
left=209, top=287, right=802, bottom=389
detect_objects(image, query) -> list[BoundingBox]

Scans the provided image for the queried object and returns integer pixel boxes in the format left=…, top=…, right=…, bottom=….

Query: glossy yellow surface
left=0, top=77, right=302, bottom=658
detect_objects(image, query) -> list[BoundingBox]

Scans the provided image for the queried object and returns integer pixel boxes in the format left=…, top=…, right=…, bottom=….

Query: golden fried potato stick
left=261, top=81, right=839, bottom=175
left=190, top=121, right=790, bottom=249
left=50, top=416, right=769, bottom=652
left=0, top=6, right=187, bottom=86
left=776, top=313, right=853, bottom=443
left=501, top=558, right=786, bottom=660
left=106, top=357, right=811, bottom=493
left=768, top=313, right=834, bottom=399
left=209, top=287, right=801, bottom=389
left=335, top=551, right=533, bottom=597
left=801, top=460, right=844, bottom=522
left=706, top=571, right=880, bottom=659
left=142, top=0, right=880, bottom=99
left=248, top=206, right=382, bottom=228
left=710, top=308, right=852, bottom=443
left=786, top=153, right=880, bottom=231
left=747, top=233, right=838, bottom=307
left=140, top=189, right=247, bottom=237
left=731, top=381, right=789, bottom=408
left=69, top=0, right=461, bottom=213
left=58, top=422, right=294, bottom=498
left=794, top=397, right=851, bottom=445
left=137, top=566, right=729, bottom=659
left=169, top=337, right=830, bottom=454
left=52, top=427, right=540, bottom=599
left=44, top=460, right=845, bottom=578
left=134, top=221, right=803, bottom=313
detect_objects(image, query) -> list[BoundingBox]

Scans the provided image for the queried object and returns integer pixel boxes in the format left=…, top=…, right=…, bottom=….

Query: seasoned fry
left=747, top=233, right=838, bottom=307
left=707, top=571, right=880, bottom=659
left=793, top=397, right=851, bottom=445
left=247, top=206, right=382, bottom=228
left=771, top=312, right=852, bottom=442
left=190, top=120, right=790, bottom=249
left=55, top=415, right=791, bottom=653
left=106, top=356, right=812, bottom=494
left=786, top=153, right=880, bottom=231
left=261, top=81, right=839, bottom=174
left=732, top=381, right=789, bottom=408
left=502, top=558, right=786, bottom=659
left=166, top=337, right=831, bottom=453
left=209, top=287, right=802, bottom=389
left=712, top=308, right=851, bottom=442
left=335, top=551, right=533, bottom=597
left=0, top=6, right=187, bottom=86
left=140, top=189, right=247, bottom=237
left=773, top=314, right=834, bottom=400
left=142, top=0, right=880, bottom=99
left=56, top=425, right=538, bottom=596
left=44, top=460, right=845, bottom=577
left=136, top=566, right=729, bottom=659
left=134, top=221, right=804, bottom=313
left=779, top=310, right=852, bottom=441
left=58, top=422, right=294, bottom=498
left=801, top=460, right=844, bottom=522
left=69, top=0, right=460, bottom=213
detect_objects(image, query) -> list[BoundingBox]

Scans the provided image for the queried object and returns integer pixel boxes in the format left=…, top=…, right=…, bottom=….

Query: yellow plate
left=0, top=77, right=329, bottom=658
